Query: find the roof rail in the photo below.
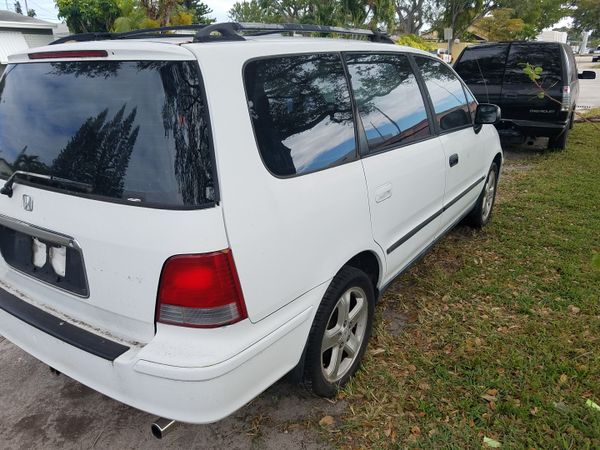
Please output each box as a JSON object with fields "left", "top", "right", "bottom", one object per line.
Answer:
{"left": 50, "top": 24, "right": 209, "bottom": 45}
{"left": 49, "top": 22, "right": 394, "bottom": 46}
{"left": 193, "top": 22, "right": 395, "bottom": 44}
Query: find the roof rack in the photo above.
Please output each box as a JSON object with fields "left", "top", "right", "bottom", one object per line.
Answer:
{"left": 50, "top": 24, "right": 209, "bottom": 45}
{"left": 193, "top": 22, "right": 395, "bottom": 44}
{"left": 49, "top": 22, "right": 395, "bottom": 46}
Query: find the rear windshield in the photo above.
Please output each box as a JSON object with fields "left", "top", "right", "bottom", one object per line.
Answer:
{"left": 503, "top": 43, "right": 563, "bottom": 86}
{"left": 0, "top": 61, "right": 216, "bottom": 208}
{"left": 454, "top": 44, "right": 509, "bottom": 85}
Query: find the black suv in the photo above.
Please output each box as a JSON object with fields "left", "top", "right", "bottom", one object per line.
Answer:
{"left": 454, "top": 41, "right": 596, "bottom": 149}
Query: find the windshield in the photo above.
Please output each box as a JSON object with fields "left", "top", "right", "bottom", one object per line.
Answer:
{"left": 0, "top": 60, "right": 216, "bottom": 208}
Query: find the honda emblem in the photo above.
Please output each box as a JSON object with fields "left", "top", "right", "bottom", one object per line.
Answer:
{"left": 22, "top": 194, "right": 34, "bottom": 212}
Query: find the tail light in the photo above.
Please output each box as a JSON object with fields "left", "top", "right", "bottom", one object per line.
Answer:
{"left": 156, "top": 250, "right": 247, "bottom": 328}
{"left": 28, "top": 50, "right": 109, "bottom": 60}
{"left": 561, "top": 86, "right": 571, "bottom": 112}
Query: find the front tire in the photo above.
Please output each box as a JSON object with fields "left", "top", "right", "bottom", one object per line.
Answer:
{"left": 467, "top": 162, "right": 499, "bottom": 228}
{"left": 302, "top": 266, "right": 374, "bottom": 397}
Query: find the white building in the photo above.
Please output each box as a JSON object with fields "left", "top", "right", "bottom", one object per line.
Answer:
{"left": 1, "top": 10, "right": 58, "bottom": 73}
{"left": 536, "top": 30, "right": 568, "bottom": 43}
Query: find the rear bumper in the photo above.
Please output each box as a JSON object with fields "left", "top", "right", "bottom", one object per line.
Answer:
{"left": 0, "top": 283, "right": 322, "bottom": 423}
{"left": 496, "top": 118, "right": 568, "bottom": 140}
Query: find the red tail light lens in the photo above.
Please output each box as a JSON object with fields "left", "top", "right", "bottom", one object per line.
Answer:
{"left": 156, "top": 250, "right": 247, "bottom": 328}
{"left": 28, "top": 50, "right": 109, "bottom": 60}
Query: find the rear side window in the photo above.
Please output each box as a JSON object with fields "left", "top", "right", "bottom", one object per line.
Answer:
{"left": 345, "top": 53, "right": 431, "bottom": 153}
{"left": 415, "top": 57, "right": 471, "bottom": 132}
{"left": 0, "top": 61, "right": 215, "bottom": 208}
{"left": 244, "top": 54, "right": 356, "bottom": 177}
{"left": 503, "top": 43, "right": 563, "bottom": 86}
{"left": 454, "top": 44, "right": 509, "bottom": 86}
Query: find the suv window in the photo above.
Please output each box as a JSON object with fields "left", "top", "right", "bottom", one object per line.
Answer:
{"left": 244, "top": 54, "right": 356, "bottom": 177}
{"left": 0, "top": 61, "right": 215, "bottom": 208}
{"left": 454, "top": 44, "right": 509, "bottom": 86}
{"left": 345, "top": 53, "right": 431, "bottom": 153}
{"left": 503, "top": 43, "right": 563, "bottom": 86}
{"left": 415, "top": 57, "right": 471, "bottom": 131}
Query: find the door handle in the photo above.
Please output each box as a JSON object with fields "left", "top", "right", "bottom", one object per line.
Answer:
{"left": 449, "top": 154, "right": 459, "bottom": 167}
{"left": 375, "top": 183, "right": 392, "bottom": 203}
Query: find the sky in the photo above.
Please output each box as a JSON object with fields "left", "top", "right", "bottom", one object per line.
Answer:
{"left": 2, "top": 0, "right": 236, "bottom": 23}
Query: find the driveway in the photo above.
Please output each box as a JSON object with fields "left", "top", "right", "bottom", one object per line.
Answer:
{"left": 0, "top": 334, "right": 342, "bottom": 449}
{"left": 575, "top": 56, "right": 600, "bottom": 111}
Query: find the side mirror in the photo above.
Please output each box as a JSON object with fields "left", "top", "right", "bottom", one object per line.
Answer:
{"left": 578, "top": 71, "right": 596, "bottom": 80}
{"left": 475, "top": 103, "right": 501, "bottom": 125}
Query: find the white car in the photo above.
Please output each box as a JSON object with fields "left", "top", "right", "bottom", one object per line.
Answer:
{"left": 0, "top": 23, "right": 503, "bottom": 437}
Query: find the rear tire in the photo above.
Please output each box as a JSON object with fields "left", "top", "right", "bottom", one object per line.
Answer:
{"left": 548, "top": 123, "right": 570, "bottom": 150}
{"left": 302, "top": 266, "right": 374, "bottom": 397}
{"left": 466, "top": 162, "right": 499, "bottom": 229}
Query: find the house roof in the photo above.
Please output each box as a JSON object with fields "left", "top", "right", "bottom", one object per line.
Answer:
{"left": 0, "top": 10, "right": 57, "bottom": 29}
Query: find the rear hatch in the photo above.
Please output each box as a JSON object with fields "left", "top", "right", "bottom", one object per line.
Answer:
{"left": 0, "top": 44, "right": 227, "bottom": 344}
{"left": 453, "top": 43, "right": 509, "bottom": 105}
{"left": 499, "top": 42, "right": 565, "bottom": 122}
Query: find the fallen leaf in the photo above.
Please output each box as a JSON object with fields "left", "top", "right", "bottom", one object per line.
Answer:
{"left": 411, "top": 425, "right": 421, "bottom": 435}
{"left": 586, "top": 399, "right": 600, "bottom": 411}
{"left": 319, "top": 415, "right": 335, "bottom": 427}
{"left": 559, "top": 374, "right": 568, "bottom": 384}
{"left": 481, "top": 394, "right": 497, "bottom": 403}
{"left": 487, "top": 389, "right": 498, "bottom": 396}
{"left": 370, "top": 348, "right": 385, "bottom": 356}
{"left": 483, "top": 436, "right": 502, "bottom": 448}
{"left": 568, "top": 305, "right": 581, "bottom": 315}
{"left": 530, "top": 407, "right": 539, "bottom": 416}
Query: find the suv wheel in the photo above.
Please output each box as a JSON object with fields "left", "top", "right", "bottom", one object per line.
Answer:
{"left": 467, "top": 162, "right": 499, "bottom": 228}
{"left": 548, "top": 122, "right": 570, "bottom": 150}
{"left": 302, "top": 266, "right": 374, "bottom": 397}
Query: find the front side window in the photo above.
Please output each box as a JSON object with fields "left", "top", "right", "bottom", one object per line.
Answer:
{"left": 0, "top": 61, "right": 215, "bottom": 207}
{"left": 416, "top": 57, "right": 471, "bottom": 132}
{"left": 244, "top": 54, "right": 356, "bottom": 177}
{"left": 345, "top": 53, "right": 431, "bottom": 153}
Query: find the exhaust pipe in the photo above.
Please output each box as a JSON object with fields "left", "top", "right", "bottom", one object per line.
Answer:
{"left": 151, "top": 418, "right": 177, "bottom": 439}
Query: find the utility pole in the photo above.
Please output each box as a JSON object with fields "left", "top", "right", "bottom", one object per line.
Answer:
{"left": 23, "top": 0, "right": 28, "bottom": 14}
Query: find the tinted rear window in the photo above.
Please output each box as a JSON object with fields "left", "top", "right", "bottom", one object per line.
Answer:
{"left": 454, "top": 44, "right": 509, "bottom": 85}
{"left": 503, "top": 43, "right": 563, "bottom": 86}
{"left": 244, "top": 54, "right": 356, "bottom": 177}
{"left": 0, "top": 61, "right": 215, "bottom": 208}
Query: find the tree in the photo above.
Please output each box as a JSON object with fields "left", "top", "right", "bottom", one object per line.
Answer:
{"left": 434, "top": 0, "right": 493, "bottom": 50}
{"left": 55, "top": 0, "right": 121, "bottom": 33}
{"left": 27, "top": 8, "right": 36, "bottom": 16}
{"left": 181, "top": 0, "right": 214, "bottom": 23}
{"left": 571, "top": 0, "right": 600, "bottom": 32}
{"left": 497, "top": 0, "right": 567, "bottom": 37}
{"left": 229, "top": 0, "right": 280, "bottom": 22}
{"left": 474, "top": 8, "right": 524, "bottom": 40}
{"left": 14, "top": 1, "right": 22, "bottom": 14}
{"left": 395, "top": 0, "right": 434, "bottom": 34}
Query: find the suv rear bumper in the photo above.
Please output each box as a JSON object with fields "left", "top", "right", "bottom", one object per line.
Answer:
{"left": 496, "top": 118, "right": 569, "bottom": 141}
{"left": 0, "top": 283, "right": 320, "bottom": 424}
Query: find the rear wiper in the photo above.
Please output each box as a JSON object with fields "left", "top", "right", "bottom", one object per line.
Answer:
{"left": 0, "top": 171, "right": 93, "bottom": 198}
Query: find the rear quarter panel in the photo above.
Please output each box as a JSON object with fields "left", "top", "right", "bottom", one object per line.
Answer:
{"left": 187, "top": 43, "right": 384, "bottom": 322}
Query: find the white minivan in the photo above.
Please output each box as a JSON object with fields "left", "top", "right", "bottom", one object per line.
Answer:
{"left": 0, "top": 23, "right": 502, "bottom": 434}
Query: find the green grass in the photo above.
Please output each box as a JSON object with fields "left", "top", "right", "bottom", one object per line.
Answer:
{"left": 322, "top": 124, "right": 600, "bottom": 448}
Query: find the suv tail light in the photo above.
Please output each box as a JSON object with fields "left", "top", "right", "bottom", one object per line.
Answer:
{"left": 561, "top": 86, "right": 571, "bottom": 112}
{"left": 156, "top": 250, "right": 247, "bottom": 328}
